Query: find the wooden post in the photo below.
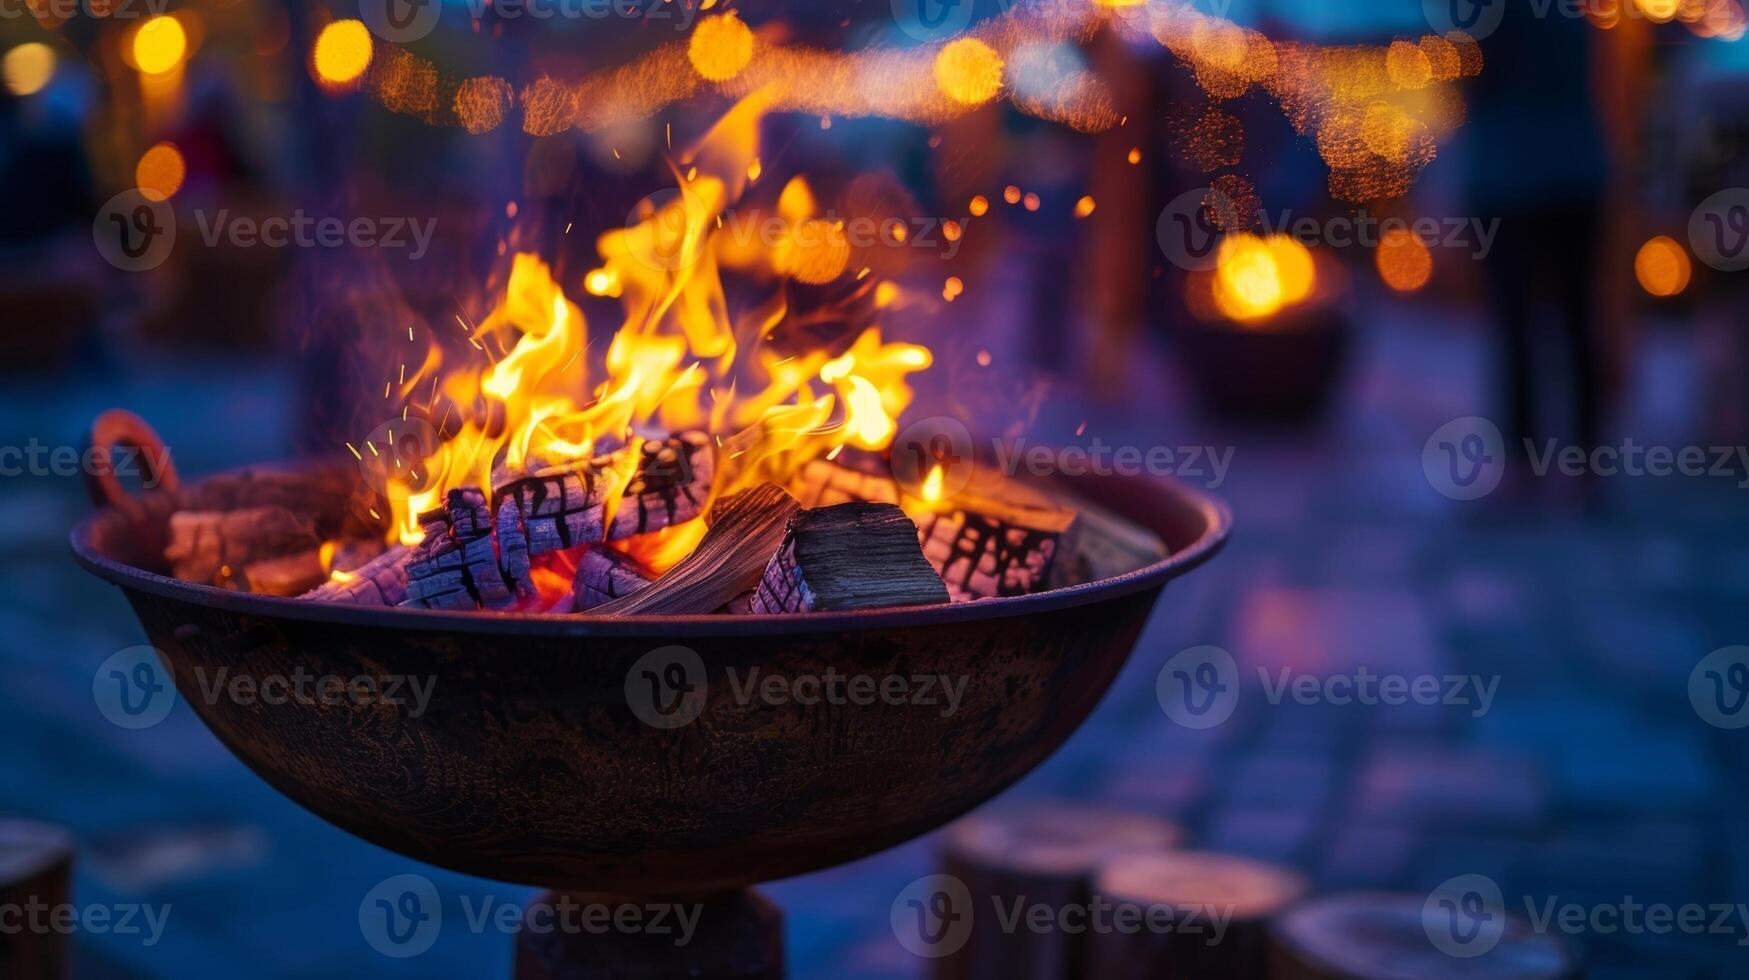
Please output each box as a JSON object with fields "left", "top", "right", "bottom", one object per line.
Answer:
{"left": 1268, "top": 892, "right": 1580, "bottom": 980}
{"left": 512, "top": 889, "right": 783, "bottom": 980}
{"left": 0, "top": 821, "right": 75, "bottom": 980}
{"left": 1085, "top": 851, "right": 1307, "bottom": 980}
{"left": 936, "top": 804, "right": 1182, "bottom": 980}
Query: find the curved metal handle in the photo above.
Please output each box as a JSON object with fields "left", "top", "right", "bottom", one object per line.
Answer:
{"left": 85, "top": 410, "right": 179, "bottom": 525}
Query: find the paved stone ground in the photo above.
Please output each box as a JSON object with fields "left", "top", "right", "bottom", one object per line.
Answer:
{"left": 2, "top": 303, "right": 1745, "bottom": 977}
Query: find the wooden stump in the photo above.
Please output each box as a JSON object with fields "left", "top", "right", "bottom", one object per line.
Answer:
{"left": 1268, "top": 892, "right": 1580, "bottom": 980}
{"left": 512, "top": 889, "right": 783, "bottom": 980}
{"left": 1085, "top": 851, "right": 1308, "bottom": 980}
{"left": 0, "top": 820, "right": 74, "bottom": 980}
{"left": 936, "top": 804, "right": 1182, "bottom": 980}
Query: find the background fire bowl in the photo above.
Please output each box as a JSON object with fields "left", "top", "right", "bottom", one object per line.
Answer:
{"left": 71, "top": 468, "right": 1228, "bottom": 897}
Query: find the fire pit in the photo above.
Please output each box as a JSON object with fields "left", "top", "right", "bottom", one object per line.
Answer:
{"left": 73, "top": 443, "right": 1227, "bottom": 897}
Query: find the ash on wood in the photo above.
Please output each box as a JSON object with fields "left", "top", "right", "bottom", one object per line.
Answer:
{"left": 1086, "top": 851, "right": 1308, "bottom": 980}
{"left": 608, "top": 432, "right": 714, "bottom": 539}
{"left": 915, "top": 489, "right": 1075, "bottom": 602}
{"left": 303, "top": 545, "right": 411, "bottom": 606}
{"left": 1268, "top": 892, "right": 1579, "bottom": 980}
{"left": 751, "top": 503, "right": 948, "bottom": 613}
{"left": 936, "top": 804, "right": 1182, "bottom": 980}
{"left": 573, "top": 547, "right": 655, "bottom": 611}
{"left": 164, "top": 506, "right": 320, "bottom": 587}
{"left": 403, "top": 489, "right": 515, "bottom": 610}
{"left": 513, "top": 888, "right": 782, "bottom": 980}
{"left": 0, "top": 820, "right": 74, "bottom": 980}
{"left": 590, "top": 484, "right": 799, "bottom": 616}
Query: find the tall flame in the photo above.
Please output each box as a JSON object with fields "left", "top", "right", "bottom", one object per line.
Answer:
{"left": 381, "top": 93, "right": 932, "bottom": 559}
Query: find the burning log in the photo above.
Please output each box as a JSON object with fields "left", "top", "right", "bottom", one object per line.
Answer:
{"left": 750, "top": 503, "right": 948, "bottom": 613}
{"left": 303, "top": 545, "right": 411, "bottom": 606}
{"left": 402, "top": 489, "right": 516, "bottom": 610}
{"left": 785, "top": 453, "right": 898, "bottom": 509}
{"left": 590, "top": 484, "right": 800, "bottom": 616}
{"left": 607, "top": 432, "right": 714, "bottom": 540}
{"left": 238, "top": 549, "right": 326, "bottom": 597}
{"left": 496, "top": 458, "right": 619, "bottom": 558}
{"left": 914, "top": 487, "right": 1076, "bottom": 602}
{"left": 573, "top": 547, "right": 656, "bottom": 611}
{"left": 164, "top": 507, "right": 321, "bottom": 587}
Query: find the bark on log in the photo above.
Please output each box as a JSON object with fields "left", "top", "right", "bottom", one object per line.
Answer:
{"left": 303, "top": 545, "right": 411, "bottom": 606}
{"left": 590, "top": 484, "right": 799, "bottom": 616}
{"left": 573, "top": 548, "right": 655, "bottom": 612}
{"left": 1268, "top": 892, "right": 1579, "bottom": 980}
{"left": 164, "top": 507, "right": 321, "bottom": 587}
{"left": 935, "top": 805, "right": 1183, "bottom": 980}
{"left": 750, "top": 503, "right": 948, "bottom": 613}
{"left": 402, "top": 489, "right": 515, "bottom": 610}
{"left": 1085, "top": 851, "right": 1308, "bottom": 980}
{"left": 607, "top": 432, "right": 714, "bottom": 540}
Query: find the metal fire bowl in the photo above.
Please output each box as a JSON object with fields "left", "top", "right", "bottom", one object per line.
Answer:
{"left": 71, "top": 464, "right": 1228, "bottom": 896}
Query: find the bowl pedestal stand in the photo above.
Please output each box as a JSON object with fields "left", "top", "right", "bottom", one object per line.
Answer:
{"left": 511, "top": 889, "right": 785, "bottom": 980}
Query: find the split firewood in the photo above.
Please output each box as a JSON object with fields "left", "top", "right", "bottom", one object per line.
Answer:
{"left": 1087, "top": 851, "right": 1308, "bottom": 980}
{"left": 590, "top": 484, "right": 800, "bottom": 616}
{"left": 785, "top": 453, "right": 899, "bottom": 508}
{"left": 402, "top": 489, "right": 515, "bottom": 610}
{"left": 496, "top": 457, "right": 620, "bottom": 559}
{"left": 165, "top": 507, "right": 321, "bottom": 587}
{"left": 303, "top": 545, "right": 411, "bottom": 606}
{"left": 914, "top": 485, "right": 1076, "bottom": 601}
{"left": 607, "top": 432, "right": 714, "bottom": 540}
{"left": 239, "top": 549, "right": 325, "bottom": 597}
{"left": 937, "top": 805, "right": 1183, "bottom": 980}
{"left": 573, "top": 547, "right": 656, "bottom": 611}
{"left": 750, "top": 503, "right": 948, "bottom": 613}
{"left": 1049, "top": 493, "right": 1168, "bottom": 589}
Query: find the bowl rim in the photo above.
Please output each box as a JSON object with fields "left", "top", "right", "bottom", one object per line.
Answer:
{"left": 70, "top": 473, "right": 1231, "bottom": 638}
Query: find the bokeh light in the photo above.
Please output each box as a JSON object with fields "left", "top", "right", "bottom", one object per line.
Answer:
{"left": 934, "top": 38, "right": 1003, "bottom": 106}
{"left": 313, "top": 19, "right": 373, "bottom": 87}
{"left": 2, "top": 43, "right": 56, "bottom": 97}
{"left": 1213, "top": 233, "right": 1286, "bottom": 321}
{"left": 1634, "top": 235, "right": 1692, "bottom": 297}
{"left": 134, "top": 142, "right": 186, "bottom": 201}
{"left": 132, "top": 16, "right": 188, "bottom": 76}
{"left": 1375, "top": 227, "right": 1433, "bottom": 292}
{"left": 689, "top": 11, "right": 756, "bottom": 82}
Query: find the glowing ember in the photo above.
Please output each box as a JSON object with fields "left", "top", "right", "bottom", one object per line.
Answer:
{"left": 1376, "top": 228, "right": 1433, "bottom": 293}
{"left": 135, "top": 142, "right": 185, "bottom": 201}
{"left": 689, "top": 11, "right": 756, "bottom": 82}
{"left": 935, "top": 38, "right": 1005, "bottom": 106}
{"left": 1634, "top": 236, "right": 1692, "bottom": 297}
{"left": 313, "top": 19, "right": 373, "bottom": 87}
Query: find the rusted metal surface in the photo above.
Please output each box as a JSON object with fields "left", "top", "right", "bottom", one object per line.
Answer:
{"left": 71, "top": 463, "right": 1228, "bottom": 897}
